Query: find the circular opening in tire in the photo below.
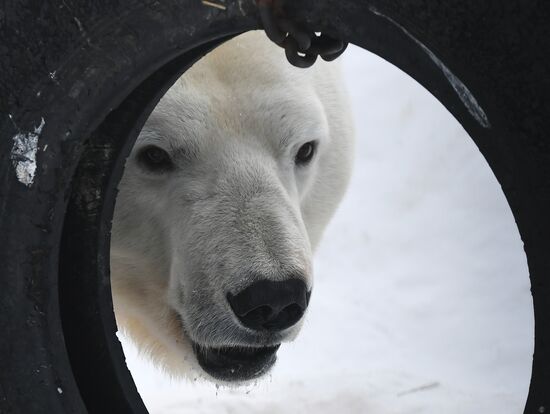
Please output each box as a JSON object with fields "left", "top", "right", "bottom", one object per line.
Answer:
{"left": 109, "top": 35, "right": 532, "bottom": 412}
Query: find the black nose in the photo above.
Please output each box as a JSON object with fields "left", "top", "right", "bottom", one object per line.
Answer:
{"left": 227, "top": 279, "right": 311, "bottom": 332}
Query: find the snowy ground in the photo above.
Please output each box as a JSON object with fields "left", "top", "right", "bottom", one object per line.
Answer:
{"left": 120, "top": 44, "right": 534, "bottom": 413}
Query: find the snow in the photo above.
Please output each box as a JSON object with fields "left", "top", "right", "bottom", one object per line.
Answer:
{"left": 120, "top": 45, "right": 533, "bottom": 413}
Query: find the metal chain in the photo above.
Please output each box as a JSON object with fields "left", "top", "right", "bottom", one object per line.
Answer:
{"left": 257, "top": 0, "right": 348, "bottom": 68}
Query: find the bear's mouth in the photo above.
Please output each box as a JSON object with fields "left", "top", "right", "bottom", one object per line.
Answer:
{"left": 192, "top": 342, "right": 280, "bottom": 381}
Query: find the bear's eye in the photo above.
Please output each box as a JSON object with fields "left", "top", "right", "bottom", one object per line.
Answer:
{"left": 137, "top": 145, "right": 173, "bottom": 172}
{"left": 295, "top": 141, "right": 317, "bottom": 166}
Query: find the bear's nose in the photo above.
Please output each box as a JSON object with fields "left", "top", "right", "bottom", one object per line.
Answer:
{"left": 227, "top": 279, "right": 311, "bottom": 332}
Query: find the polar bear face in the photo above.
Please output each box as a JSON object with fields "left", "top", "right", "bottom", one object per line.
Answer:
{"left": 111, "top": 32, "right": 353, "bottom": 383}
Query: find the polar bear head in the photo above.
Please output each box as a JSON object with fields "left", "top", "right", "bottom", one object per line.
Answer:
{"left": 111, "top": 32, "right": 354, "bottom": 383}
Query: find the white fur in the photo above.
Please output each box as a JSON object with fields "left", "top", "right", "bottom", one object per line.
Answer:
{"left": 111, "top": 31, "right": 354, "bottom": 382}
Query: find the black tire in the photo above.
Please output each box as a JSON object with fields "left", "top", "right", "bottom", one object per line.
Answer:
{"left": 0, "top": 1, "right": 548, "bottom": 413}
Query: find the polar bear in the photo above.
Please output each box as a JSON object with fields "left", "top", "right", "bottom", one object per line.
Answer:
{"left": 111, "top": 31, "right": 354, "bottom": 383}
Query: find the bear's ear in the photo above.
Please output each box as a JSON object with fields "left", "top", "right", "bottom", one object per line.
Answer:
{"left": 136, "top": 145, "right": 174, "bottom": 173}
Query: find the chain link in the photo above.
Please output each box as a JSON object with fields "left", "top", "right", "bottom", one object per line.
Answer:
{"left": 257, "top": 0, "right": 348, "bottom": 68}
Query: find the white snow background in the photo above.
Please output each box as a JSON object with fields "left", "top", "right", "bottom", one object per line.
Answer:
{"left": 119, "top": 44, "right": 534, "bottom": 413}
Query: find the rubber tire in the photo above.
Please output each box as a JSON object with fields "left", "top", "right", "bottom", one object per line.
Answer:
{"left": 0, "top": 1, "right": 548, "bottom": 413}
